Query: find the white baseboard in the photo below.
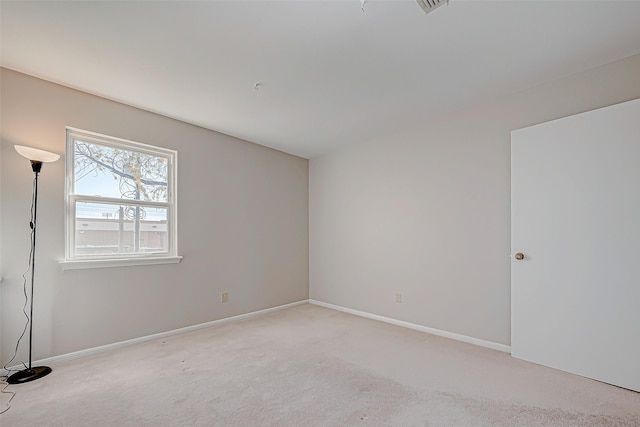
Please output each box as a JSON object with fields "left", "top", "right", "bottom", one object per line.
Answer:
{"left": 29, "top": 300, "right": 309, "bottom": 368}
{"left": 309, "top": 299, "right": 511, "bottom": 353}
{"left": 9, "top": 298, "right": 508, "bottom": 372}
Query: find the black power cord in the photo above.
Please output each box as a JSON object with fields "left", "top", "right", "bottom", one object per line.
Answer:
{"left": 1, "top": 175, "right": 38, "bottom": 414}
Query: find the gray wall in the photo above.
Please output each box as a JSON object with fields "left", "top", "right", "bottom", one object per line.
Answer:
{"left": 309, "top": 54, "right": 640, "bottom": 346}
{"left": 0, "top": 68, "right": 309, "bottom": 363}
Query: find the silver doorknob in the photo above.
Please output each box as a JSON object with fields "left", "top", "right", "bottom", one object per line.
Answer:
{"left": 514, "top": 253, "right": 524, "bottom": 260}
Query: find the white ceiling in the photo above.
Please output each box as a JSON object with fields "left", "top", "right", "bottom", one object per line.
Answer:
{"left": 2, "top": 1, "right": 640, "bottom": 158}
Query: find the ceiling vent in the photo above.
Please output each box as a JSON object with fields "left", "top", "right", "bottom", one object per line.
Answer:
{"left": 416, "top": 0, "right": 448, "bottom": 14}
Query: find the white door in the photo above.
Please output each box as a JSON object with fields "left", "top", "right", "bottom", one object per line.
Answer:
{"left": 511, "top": 98, "right": 640, "bottom": 392}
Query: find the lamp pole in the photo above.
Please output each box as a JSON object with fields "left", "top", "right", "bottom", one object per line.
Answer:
{"left": 27, "top": 162, "right": 41, "bottom": 372}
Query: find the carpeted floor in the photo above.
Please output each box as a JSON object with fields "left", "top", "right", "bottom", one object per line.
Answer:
{"left": 1, "top": 303, "right": 639, "bottom": 426}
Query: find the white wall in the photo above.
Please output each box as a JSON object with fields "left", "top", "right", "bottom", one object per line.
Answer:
{"left": 0, "top": 68, "right": 309, "bottom": 364}
{"left": 309, "top": 54, "right": 640, "bottom": 346}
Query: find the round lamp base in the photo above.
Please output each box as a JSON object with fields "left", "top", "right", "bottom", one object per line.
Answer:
{"left": 7, "top": 366, "right": 52, "bottom": 384}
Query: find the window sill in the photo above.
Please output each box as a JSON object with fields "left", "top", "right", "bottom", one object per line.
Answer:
{"left": 59, "top": 256, "right": 183, "bottom": 271}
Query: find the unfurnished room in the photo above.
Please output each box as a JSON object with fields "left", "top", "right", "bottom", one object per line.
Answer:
{"left": 1, "top": 1, "right": 640, "bottom": 425}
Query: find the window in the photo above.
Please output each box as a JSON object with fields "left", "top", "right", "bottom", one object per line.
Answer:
{"left": 62, "top": 128, "right": 180, "bottom": 269}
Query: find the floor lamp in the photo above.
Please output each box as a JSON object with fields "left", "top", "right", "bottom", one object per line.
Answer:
{"left": 8, "top": 145, "right": 60, "bottom": 384}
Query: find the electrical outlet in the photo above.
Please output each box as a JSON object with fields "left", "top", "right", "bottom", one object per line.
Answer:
{"left": 221, "top": 292, "right": 228, "bottom": 303}
{"left": 396, "top": 293, "right": 402, "bottom": 303}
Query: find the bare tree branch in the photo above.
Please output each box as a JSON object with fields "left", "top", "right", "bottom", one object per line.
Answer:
{"left": 74, "top": 141, "right": 168, "bottom": 203}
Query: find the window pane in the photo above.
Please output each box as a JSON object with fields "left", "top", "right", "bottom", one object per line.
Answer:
{"left": 74, "top": 139, "right": 169, "bottom": 202}
{"left": 75, "top": 201, "right": 169, "bottom": 256}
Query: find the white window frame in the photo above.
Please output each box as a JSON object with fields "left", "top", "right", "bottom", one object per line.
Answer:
{"left": 60, "top": 127, "right": 181, "bottom": 270}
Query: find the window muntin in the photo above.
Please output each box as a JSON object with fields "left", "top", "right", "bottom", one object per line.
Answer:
{"left": 66, "top": 128, "right": 177, "bottom": 262}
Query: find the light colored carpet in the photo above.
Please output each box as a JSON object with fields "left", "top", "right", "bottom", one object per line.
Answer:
{"left": 1, "top": 303, "right": 639, "bottom": 426}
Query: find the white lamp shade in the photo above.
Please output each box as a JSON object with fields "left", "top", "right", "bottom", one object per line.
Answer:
{"left": 15, "top": 145, "right": 61, "bottom": 163}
